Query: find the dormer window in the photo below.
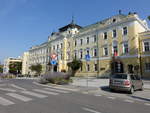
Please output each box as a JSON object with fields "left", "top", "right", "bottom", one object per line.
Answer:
{"left": 113, "top": 18, "right": 116, "bottom": 23}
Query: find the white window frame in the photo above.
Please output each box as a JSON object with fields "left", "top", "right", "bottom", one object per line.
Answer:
{"left": 103, "top": 32, "right": 107, "bottom": 40}
{"left": 143, "top": 40, "right": 150, "bottom": 52}
{"left": 93, "top": 48, "right": 97, "bottom": 57}
{"left": 123, "top": 42, "right": 129, "bottom": 54}
{"left": 112, "top": 29, "right": 117, "bottom": 38}
{"left": 122, "top": 26, "right": 128, "bottom": 36}
{"left": 103, "top": 47, "right": 108, "bottom": 56}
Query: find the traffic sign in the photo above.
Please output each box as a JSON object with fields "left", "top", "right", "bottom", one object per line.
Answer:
{"left": 50, "top": 60, "right": 57, "bottom": 65}
{"left": 51, "top": 54, "right": 57, "bottom": 59}
{"left": 85, "top": 54, "right": 91, "bottom": 61}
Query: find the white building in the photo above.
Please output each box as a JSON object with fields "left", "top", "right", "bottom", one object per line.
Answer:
{"left": 3, "top": 57, "right": 22, "bottom": 74}
{"left": 28, "top": 42, "right": 48, "bottom": 75}
{"left": 22, "top": 52, "right": 29, "bottom": 75}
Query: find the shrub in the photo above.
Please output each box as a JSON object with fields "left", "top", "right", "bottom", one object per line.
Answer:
{"left": 39, "top": 72, "right": 72, "bottom": 85}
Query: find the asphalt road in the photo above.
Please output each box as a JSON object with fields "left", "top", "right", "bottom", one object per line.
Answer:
{"left": 0, "top": 79, "right": 150, "bottom": 113}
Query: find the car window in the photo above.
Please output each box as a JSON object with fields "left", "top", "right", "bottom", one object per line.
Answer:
{"left": 112, "top": 74, "right": 127, "bottom": 79}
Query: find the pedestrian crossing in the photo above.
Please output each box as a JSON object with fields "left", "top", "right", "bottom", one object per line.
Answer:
{"left": 0, "top": 87, "right": 72, "bottom": 106}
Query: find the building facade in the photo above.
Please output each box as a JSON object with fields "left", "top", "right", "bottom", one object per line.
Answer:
{"left": 28, "top": 42, "right": 48, "bottom": 75}
{"left": 73, "top": 13, "right": 149, "bottom": 78}
{"left": 23, "top": 12, "right": 150, "bottom": 78}
{"left": 3, "top": 57, "right": 22, "bottom": 74}
{"left": 22, "top": 52, "right": 29, "bottom": 75}
{"left": 47, "top": 20, "right": 81, "bottom": 72}
{"left": 139, "top": 31, "right": 150, "bottom": 78}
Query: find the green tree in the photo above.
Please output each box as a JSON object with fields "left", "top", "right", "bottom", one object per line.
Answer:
{"left": 29, "top": 64, "right": 42, "bottom": 76}
{"left": 0, "top": 65, "right": 3, "bottom": 73}
{"left": 148, "top": 16, "right": 150, "bottom": 21}
{"left": 67, "top": 59, "right": 82, "bottom": 76}
{"left": 9, "top": 62, "right": 22, "bottom": 75}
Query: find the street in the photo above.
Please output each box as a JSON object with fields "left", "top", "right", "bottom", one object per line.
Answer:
{"left": 0, "top": 79, "right": 150, "bottom": 113}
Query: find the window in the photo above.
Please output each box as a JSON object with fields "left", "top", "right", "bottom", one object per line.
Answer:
{"left": 57, "top": 44, "right": 59, "bottom": 50}
{"left": 61, "top": 53, "right": 63, "bottom": 60}
{"left": 61, "top": 43, "right": 63, "bottom": 49}
{"left": 80, "top": 50, "right": 83, "bottom": 59}
{"left": 80, "top": 39, "right": 83, "bottom": 45}
{"left": 75, "top": 40, "right": 77, "bottom": 46}
{"left": 123, "top": 42, "right": 129, "bottom": 54}
{"left": 113, "top": 45, "right": 118, "bottom": 55}
{"left": 113, "top": 29, "right": 117, "bottom": 38}
{"left": 87, "top": 64, "right": 90, "bottom": 71}
{"left": 87, "top": 37, "right": 89, "bottom": 44}
{"left": 53, "top": 46, "right": 55, "bottom": 50}
{"left": 123, "top": 27, "right": 127, "bottom": 35}
{"left": 104, "top": 47, "right": 108, "bottom": 56}
{"left": 74, "top": 51, "right": 77, "bottom": 59}
{"left": 86, "top": 49, "right": 90, "bottom": 55}
{"left": 94, "top": 48, "right": 97, "bottom": 57}
{"left": 94, "top": 64, "right": 97, "bottom": 71}
{"left": 94, "top": 35, "right": 97, "bottom": 42}
{"left": 144, "top": 42, "right": 150, "bottom": 52}
{"left": 145, "top": 63, "right": 150, "bottom": 71}
{"left": 104, "top": 32, "right": 107, "bottom": 40}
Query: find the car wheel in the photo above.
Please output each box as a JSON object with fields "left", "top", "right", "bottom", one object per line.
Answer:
{"left": 139, "top": 85, "right": 144, "bottom": 91}
{"left": 110, "top": 88, "right": 114, "bottom": 92}
{"left": 129, "top": 87, "right": 134, "bottom": 94}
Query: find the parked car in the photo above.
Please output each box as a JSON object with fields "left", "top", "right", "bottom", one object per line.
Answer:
{"left": 109, "top": 73, "right": 143, "bottom": 94}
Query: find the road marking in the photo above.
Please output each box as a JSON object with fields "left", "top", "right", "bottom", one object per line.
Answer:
{"left": 33, "top": 89, "right": 59, "bottom": 95}
{"left": 0, "top": 88, "right": 16, "bottom": 92}
{"left": 6, "top": 93, "right": 32, "bottom": 102}
{"left": 94, "top": 94, "right": 102, "bottom": 97}
{"left": 107, "top": 96, "right": 115, "bottom": 99}
{"left": 82, "top": 92, "right": 89, "bottom": 94}
{"left": 21, "top": 91, "right": 48, "bottom": 98}
{"left": 124, "top": 99, "right": 134, "bottom": 103}
{"left": 144, "top": 103, "right": 150, "bottom": 106}
{"left": 0, "top": 97, "right": 15, "bottom": 106}
{"left": 10, "top": 84, "right": 26, "bottom": 91}
{"left": 33, "top": 82, "right": 78, "bottom": 91}
{"left": 44, "top": 88, "right": 69, "bottom": 93}
{"left": 82, "top": 107, "right": 101, "bottom": 113}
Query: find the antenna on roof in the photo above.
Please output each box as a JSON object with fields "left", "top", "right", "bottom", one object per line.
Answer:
{"left": 71, "top": 14, "right": 75, "bottom": 24}
{"left": 119, "top": 10, "right": 122, "bottom": 15}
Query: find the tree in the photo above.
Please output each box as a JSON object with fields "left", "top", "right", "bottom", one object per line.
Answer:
{"left": 67, "top": 59, "right": 82, "bottom": 76}
{"left": 9, "top": 62, "right": 22, "bottom": 75}
{"left": 0, "top": 65, "right": 3, "bottom": 73}
{"left": 148, "top": 16, "right": 150, "bottom": 21}
{"left": 29, "top": 64, "right": 42, "bottom": 76}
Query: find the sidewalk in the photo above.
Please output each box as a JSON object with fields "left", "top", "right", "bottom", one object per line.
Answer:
{"left": 70, "top": 77, "right": 150, "bottom": 90}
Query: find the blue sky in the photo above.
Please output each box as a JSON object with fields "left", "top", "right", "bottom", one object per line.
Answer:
{"left": 0, "top": 0, "right": 150, "bottom": 63}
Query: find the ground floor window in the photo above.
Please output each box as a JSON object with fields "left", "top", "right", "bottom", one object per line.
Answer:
{"left": 145, "top": 63, "right": 150, "bottom": 71}
{"left": 94, "top": 64, "right": 97, "bottom": 71}
{"left": 87, "top": 64, "right": 90, "bottom": 71}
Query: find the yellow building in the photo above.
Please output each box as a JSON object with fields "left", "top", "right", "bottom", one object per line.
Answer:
{"left": 139, "top": 31, "right": 150, "bottom": 78}
{"left": 73, "top": 12, "right": 149, "bottom": 78}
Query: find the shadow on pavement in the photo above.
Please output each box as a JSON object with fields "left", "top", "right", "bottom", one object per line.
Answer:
{"left": 100, "top": 86, "right": 129, "bottom": 94}
{"left": 130, "top": 96, "right": 150, "bottom": 102}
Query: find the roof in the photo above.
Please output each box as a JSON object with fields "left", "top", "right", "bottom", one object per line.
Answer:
{"left": 59, "top": 22, "right": 82, "bottom": 32}
{"left": 79, "top": 14, "right": 127, "bottom": 33}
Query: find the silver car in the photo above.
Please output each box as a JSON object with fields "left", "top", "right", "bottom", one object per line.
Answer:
{"left": 109, "top": 73, "right": 143, "bottom": 94}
